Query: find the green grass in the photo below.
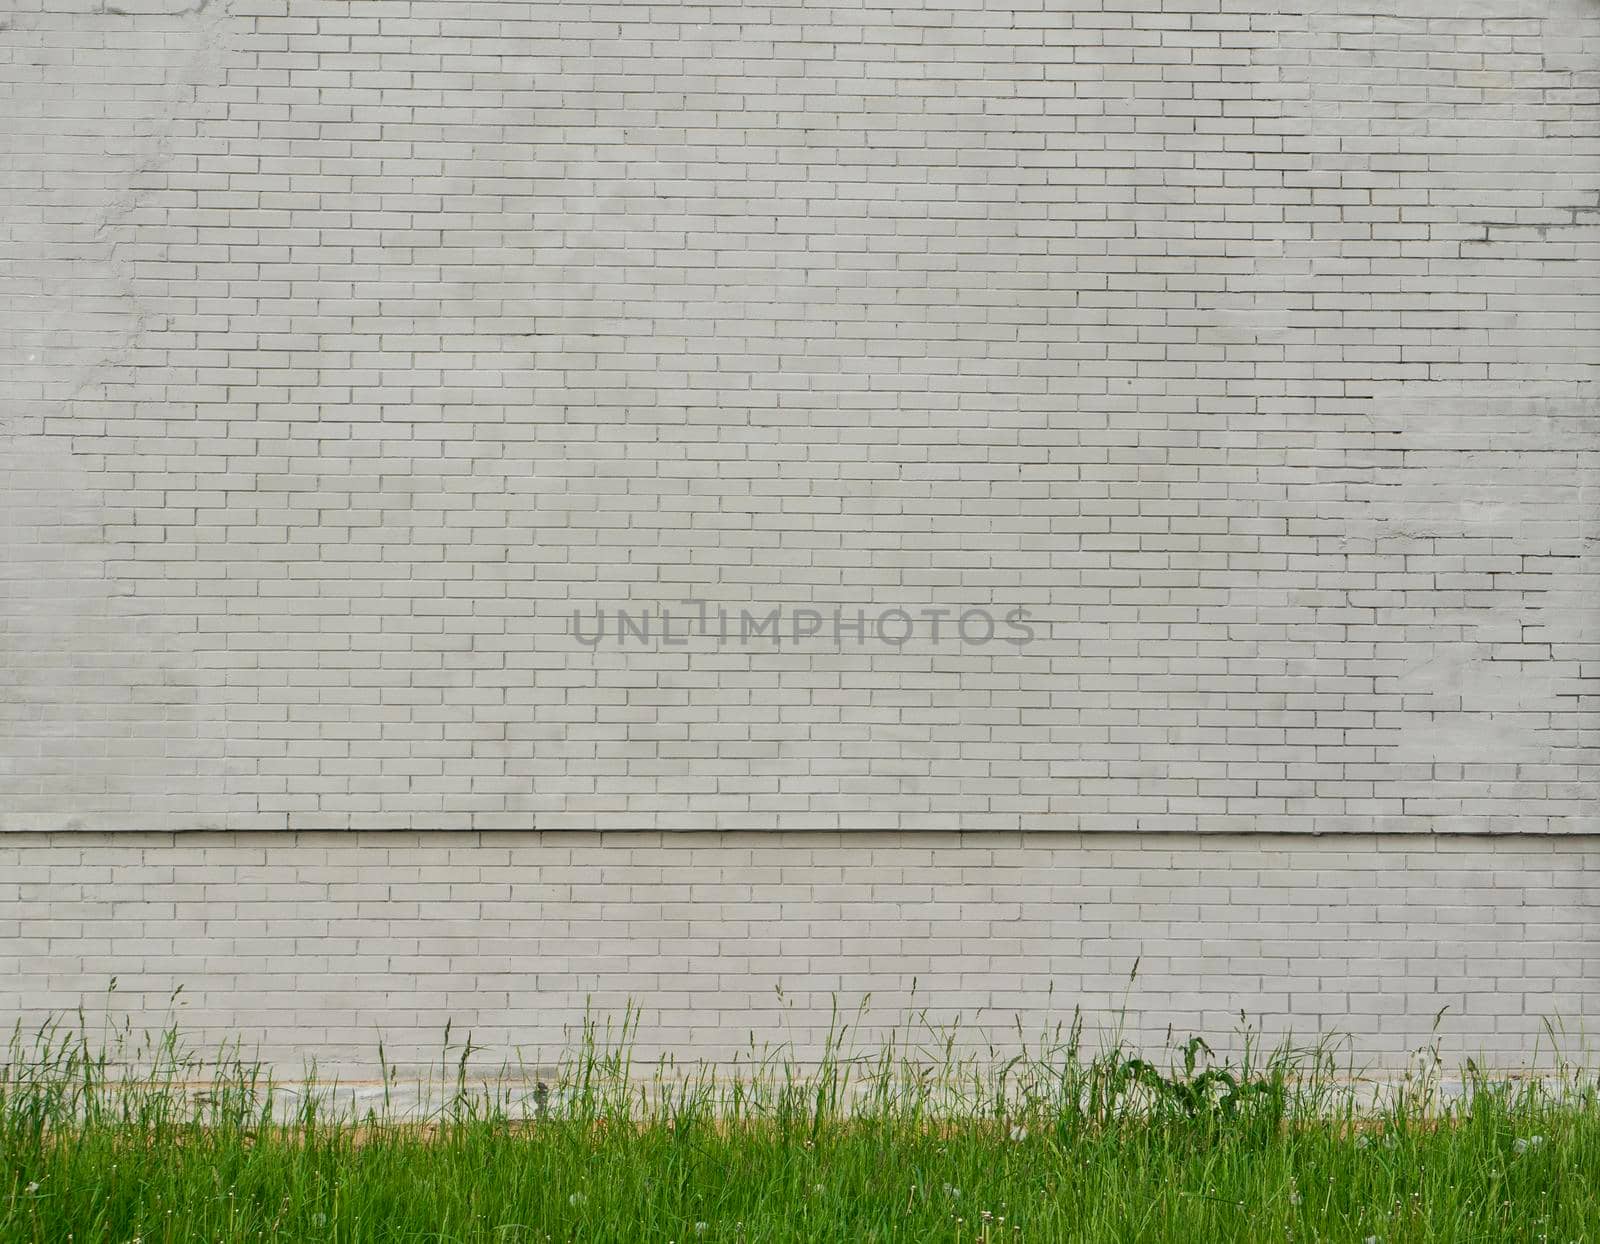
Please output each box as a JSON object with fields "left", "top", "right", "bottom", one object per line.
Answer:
{"left": 3, "top": 998, "right": 1598, "bottom": 1243}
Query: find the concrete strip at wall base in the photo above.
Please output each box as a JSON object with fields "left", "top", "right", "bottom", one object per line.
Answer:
{"left": 2, "top": 831, "right": 1594, "bottom": 1077}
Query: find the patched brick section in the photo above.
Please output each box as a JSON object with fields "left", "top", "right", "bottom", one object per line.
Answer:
{"left": 1362, "top": 385, "right": 1600, "bottom": 829}
{"left": 0, "top": 832, "right": 1596, "bottom": 1073}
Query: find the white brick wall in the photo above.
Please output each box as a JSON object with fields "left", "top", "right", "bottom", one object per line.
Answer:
{"left": 1, "top": 3, "right": 1598, "bottom": 1064}
{"left": 2, "top": 0, "right": 1596, "bottom": 834}
{"left": 2, "top": 832, "right": 1595, "bottom": 1074}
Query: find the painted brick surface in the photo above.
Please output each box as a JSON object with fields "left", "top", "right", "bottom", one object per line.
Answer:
{"left": 2, "top": 0, "right": 1597, "bottom": 834}
{"left": 1, "top": 831, "right": 1596, "bottom": 1073}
